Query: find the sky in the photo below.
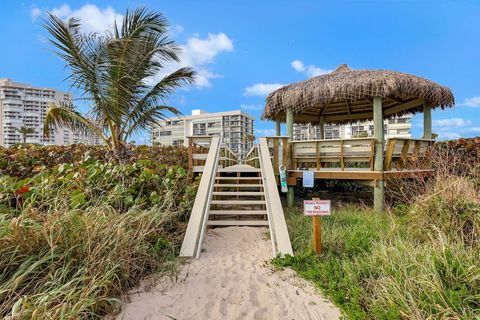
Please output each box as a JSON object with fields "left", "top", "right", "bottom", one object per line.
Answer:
{"left": 1, "top": 0, "right": 480, "bottom": 144}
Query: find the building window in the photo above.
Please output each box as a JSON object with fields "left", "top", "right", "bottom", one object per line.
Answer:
{"left": 159, "top": 131, "right": 172, "bottom": 136}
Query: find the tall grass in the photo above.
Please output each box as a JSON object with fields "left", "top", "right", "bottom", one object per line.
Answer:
{"left": 0, "top": 205, "right": 185, "bottom": 319}
{"left": 0, "top": 153, "right": 197, "bottom": 319}
{"left": 275, "top": 175, "right": 480, "bottom": 319}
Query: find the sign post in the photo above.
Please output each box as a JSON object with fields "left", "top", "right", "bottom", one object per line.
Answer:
{"left": 279, "top": 165, "right": 288, "bottom": 193}
{"left": 303, "top": 199, "right": 331, "bottom": 255}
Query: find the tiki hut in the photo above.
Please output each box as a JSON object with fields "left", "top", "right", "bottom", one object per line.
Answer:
{"left": 262, "top": 64, "right": 455, "bottom": 125}
{"left": 262, "top": 64, "right": 455, "bottom": 212}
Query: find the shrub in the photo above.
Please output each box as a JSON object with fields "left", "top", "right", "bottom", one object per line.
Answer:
{"left": 0, "top": 144, "right": 188, "bottom": 179}
{"left": 0, "top": 146, "right": 197, "bottom": 319}
{"left": 0, "top": 205, "right": 186, "bottom": 319}
{"left": 1, "top": 156, "right": 195, "bottom": 215}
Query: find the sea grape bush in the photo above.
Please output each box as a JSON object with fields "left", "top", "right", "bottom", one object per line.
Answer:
{"left": 0, "top": 144, "right": 188, "bottom": 179}
{"left": 0, "top": 154, "right": 197, "bottom": 216}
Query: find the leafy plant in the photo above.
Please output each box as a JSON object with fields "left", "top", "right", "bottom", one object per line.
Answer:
{"left": 42, "top": 7, "right": 195, "bottom": 158}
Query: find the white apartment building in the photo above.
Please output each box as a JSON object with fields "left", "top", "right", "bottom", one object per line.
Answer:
{"left": 293, "top": 115, "right": 412, "bottom": 140}
{"left": 0, "top": 78, "right": 101, "bottom": 147}
{"left": 152, "top": 109, "right": 255, "bottom": 159}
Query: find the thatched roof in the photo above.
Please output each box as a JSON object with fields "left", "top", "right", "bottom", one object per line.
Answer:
{"left": 262, "top": 64, "right": 455, "bottom": 124}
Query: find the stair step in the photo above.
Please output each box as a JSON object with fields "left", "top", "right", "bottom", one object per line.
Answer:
{"left": 210, "top": 200, "right": 265, "bottom": 205}
{"left": 214, "top": 184, "right": 263, "bottom": 188}
{"left": 209, "top": 210, "right": 268, "bottom": 215}
{"left": 215, "top": 177, "right": 262, "bottom": 180}
{"left": 218, "top": 168, "right": 261, "bottom": 173}
{"left": 207, "top": 220, "right": 269, "bottom": 226}
{"left": 212, "top": 191, "right": 264, "bottom": 196}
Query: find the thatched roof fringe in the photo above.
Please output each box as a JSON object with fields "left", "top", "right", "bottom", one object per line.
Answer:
{"left": 262, "top": 64, "right": 455, "bottom": 125}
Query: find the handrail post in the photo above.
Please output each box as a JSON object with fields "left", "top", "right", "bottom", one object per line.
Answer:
{"left": 373, "top": 97, "right": 384, "bottom": 213}
{"left": 286, "top": 109, "right": 295, "bottom": 208}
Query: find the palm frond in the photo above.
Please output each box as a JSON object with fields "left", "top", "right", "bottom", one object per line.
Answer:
{"left": 43, "top": 103, "right": 108, "bottom": 145}
{"left": 123, "top": 105, "right": 180, "bottom": 139}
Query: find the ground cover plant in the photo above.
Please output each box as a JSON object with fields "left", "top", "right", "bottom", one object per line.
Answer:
{"left": 0, "top": 144, "right": 188, "bottom": 179}
{"left": 0, "top": 149, "right": 197, "bottom": 319}
{"left": 274, "top": 139, "right": 480, "bottom": 319}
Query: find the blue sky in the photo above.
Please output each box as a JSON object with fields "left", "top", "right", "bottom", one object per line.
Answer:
{"left": 1, "top": 0, "right": 479, "bottom": 143}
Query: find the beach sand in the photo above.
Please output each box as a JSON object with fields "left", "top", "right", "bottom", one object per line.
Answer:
{"left": 117, "top": 226, "right": 340, "bottom": 320}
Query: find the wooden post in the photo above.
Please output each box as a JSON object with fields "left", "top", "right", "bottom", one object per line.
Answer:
{"left": 423, "top": 104, "right": 432, "bottom": 139}
{"left": 318, "top": 116, "right": 325, "bottom": 139}
{"left": 188, "top": 137, "right": 193, "bottom": 170}
{"left": 286, "top": 109, "right": 295, "bottom": 208}
{"left": 373, "top": 97, "right": 384, "bottom": 213}
{"left": 312, "top": 197, "right": 322, "bottom": 255}
{"left": 312, "top": 216, "right": 322, "bottom": 254}
{"left": 275, "top": 118, "right": 281, "bottom": 136}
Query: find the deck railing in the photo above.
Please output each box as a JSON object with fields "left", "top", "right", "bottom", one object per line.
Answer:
{"left": 244, "top": 144, "right": 260, "bottom": 168}
{"left": 384, "top": 138, "right": 434, "bottom": 170}
{"left": 188, "top": 136, "right": 238, "bottom": 172}
{"left": 265, "top": 136, "right": 434, "bottom": 173}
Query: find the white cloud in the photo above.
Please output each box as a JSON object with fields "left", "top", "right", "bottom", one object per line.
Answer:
{"left": 168, "top": 24, "right": 184, "bottom": 37}
{"left": 177, "top": 33, "right": 233, "bottom": 88}
{"left": 240, "top": 104, "right": 263, "bottom": 111}
{"left": 50, "top": 4, "right": 123, "bottom": 34}
{"left": 433, "top": 118, "right": 471, "bottom": 128}
{"left": 31, "top": 7, "right": 41, "bottom": 21}
{"left": 291, "top": 60, "right": 304, "bottom": 72}
{"left": 463, "top": 96, "right": 480, "bottom": 107}
{"left": 150, "top": 32, "right": 233, "bottom": 88}
{"left": 243, "top": 83, "right": 285, "bottom": 97}
{"left": 437, "top": 132, "right": 461, "bottom": 140}
{"left": 48, "top": 5, "right": 233, "bottom": 88}
{"left": 255, "top": 129, "right": 276, "bottom": 136}
{"left": 291, "top": 59, "right": 331, "bottom": 78}
{"left": 184, "top": 33, "right": 233, "bottom": 65}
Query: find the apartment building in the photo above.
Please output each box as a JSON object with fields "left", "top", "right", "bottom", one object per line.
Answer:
{"left": 0, "top": 78, "right": 101, "bottom": 147}
{"left": 293, "top": 115, "right": 412, "bottom": 140}
{"left": 151, "top": 109, "right": 255, "bottom": 159}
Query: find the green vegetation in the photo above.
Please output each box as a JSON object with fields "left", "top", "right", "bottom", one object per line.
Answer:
{"left": 0, "top": 147, "right": 197, "bottom": 319}
{"left": 275, "top": 179, "right": 480, "bottom": 319}
{"left": 0, "top": 144, "right": 188, "bottom": 179}
{"left": 43, "top": 7, "right": 195, "bottom": 157}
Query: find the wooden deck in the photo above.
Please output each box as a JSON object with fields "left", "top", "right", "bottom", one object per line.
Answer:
{"left": 287, "top": 168, "right": 434, "bottom": 181}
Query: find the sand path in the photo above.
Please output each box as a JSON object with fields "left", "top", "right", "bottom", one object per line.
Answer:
{"left": 117, "top": 227, "right": 340, "bottom": 320}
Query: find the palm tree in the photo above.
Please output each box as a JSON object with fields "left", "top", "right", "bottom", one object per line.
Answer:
{"left": 17, "top": 126, "right": 36, "bottom": 144}
{"left": 42, "top": 7, "right": 195, "bottom": 158}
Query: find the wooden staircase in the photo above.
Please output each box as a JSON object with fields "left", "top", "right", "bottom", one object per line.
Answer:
{"left": 208, "top": 165, "right": 269, "bottom": 227}
{"left": 180, "top": 137, "right": 292, "bottom": 258}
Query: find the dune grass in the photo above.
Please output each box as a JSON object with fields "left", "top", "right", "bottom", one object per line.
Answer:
{"left": 274, "top": 177, "right": 480, "bottom": 319}
{"left": 0, "top": 154, "right": 197, "bottom": 319}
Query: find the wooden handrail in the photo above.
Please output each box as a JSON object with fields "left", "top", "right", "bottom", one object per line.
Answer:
{"left": 181, "top": 136, "right": 221, "bottom": 257}
{"left": 258, "top": 137, "right": 293, "bottom": 256}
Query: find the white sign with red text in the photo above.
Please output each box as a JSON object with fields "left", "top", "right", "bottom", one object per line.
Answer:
{"left": 304, "top": 200, "right": 331, "bottom": 216}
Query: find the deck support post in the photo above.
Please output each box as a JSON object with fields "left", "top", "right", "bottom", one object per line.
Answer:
{"left": 286, "top": 109, "right": 295, "bottom": 208}
{"left": 275, "top": 118, "right": 281, "bottom": 136}
{"left": 318, "top": 116, "right": 325, "bottom": 139}
{"left": 373, "top": 97, "right": 384, "bottom": 213}
{"left": 423, "top": 104, "right": 432, "bottom": 139}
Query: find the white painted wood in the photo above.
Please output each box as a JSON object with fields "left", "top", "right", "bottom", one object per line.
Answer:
{"left": 207, "top": 220, "right": 269, "bottom": 226}
{"left": 212, "top": 191, "right": 264, "bottom": 196}
{"left": 211, "top": 200, "right": 265, "bottom": 205}
{"left": 218, "top": 164, "right": 261, "bottom": 173}
{"left": 214, "top": 184, "right": 263, "bottom": 188}
{"left": 215, "top": 177, "right": 262, "bottom": 180}
{"left": 258, "top": 137, "right": 294, "bottom": 256}
{"left": 180, "top": 136, "right": 221, "bottom": 257}
{"left": 209, "top": 210, "right": 268, "bottom": 215}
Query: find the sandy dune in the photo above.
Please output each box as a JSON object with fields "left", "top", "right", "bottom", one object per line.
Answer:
{"left": 117, "top": 227, "right": 340, "bottom": 320}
